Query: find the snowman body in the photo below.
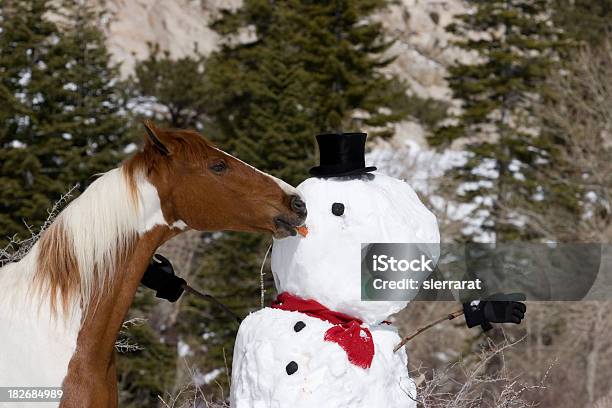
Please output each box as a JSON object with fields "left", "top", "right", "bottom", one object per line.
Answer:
{"left": 230, "top": 173, "right": 439, "bottom": 408}
{"left": 231, "top": 308, "right": 414, "bottom": 408}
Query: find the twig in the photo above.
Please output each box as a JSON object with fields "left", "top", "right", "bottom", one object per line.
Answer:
{"left": 182, "top": 284, "right": 241, "bottom": 324}
{"left": 1, "top": 184, "right": 78, "bottom": 266}
{"left": 115, "top": 317, "right": 147, "bottom": 352}
{"left": 394, "top": 308, "right": 464, "bottom": 352}
{"left": 259, "top": 244, "right": 272, "bottom": 309}
{"left": 222, "top": 347, "right": 231, "bottom": 391}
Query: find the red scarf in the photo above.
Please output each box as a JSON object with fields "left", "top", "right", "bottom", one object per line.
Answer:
{"left": 271, "top": 292, "right": 374, "bottom": 369}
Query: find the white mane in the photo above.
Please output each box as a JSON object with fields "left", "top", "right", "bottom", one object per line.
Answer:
{"left": 52, "top": 167, "right": 142, "bottom": 311}
{"left": 0, "top": 166, "right": 163, "bottom": 317}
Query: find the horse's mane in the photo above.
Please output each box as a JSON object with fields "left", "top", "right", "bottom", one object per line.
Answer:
{"left": 34, "top": 167, "right": 140, "bottom": 316}
{"left": 27, "top": 128, "right": 213, "bottom": 316}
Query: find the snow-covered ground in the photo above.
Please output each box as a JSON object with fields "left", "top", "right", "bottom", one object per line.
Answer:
{"left": 367, "top": 138, "right": 485, "bottom": 241}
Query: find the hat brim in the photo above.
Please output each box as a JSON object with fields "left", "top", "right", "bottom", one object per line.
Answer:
{"left": 308, "top": 166, "right": 377, "bottom": 178}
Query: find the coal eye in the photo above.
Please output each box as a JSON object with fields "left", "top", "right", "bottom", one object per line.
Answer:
{"left": 286, "top": 361, "right": 298, "bottom": 375}
{"left": 210, "top": 161, "right": 227, "bottom": 174}
{"left": 331, "top": 202, "right": 345, "bottom": 216}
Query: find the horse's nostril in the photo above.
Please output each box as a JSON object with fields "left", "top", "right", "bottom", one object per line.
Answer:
{"left": 290, "top": 195, "right": 307, "bottom": 215}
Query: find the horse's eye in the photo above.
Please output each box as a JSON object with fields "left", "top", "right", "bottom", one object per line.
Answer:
{"left": 209, "top": 161, "right": 227, "bottom": 174}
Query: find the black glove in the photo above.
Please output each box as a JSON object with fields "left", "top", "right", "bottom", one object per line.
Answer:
{"left": 463, "top": 293, "right": 526, "bottom": 331}
{"left": 141, "top": 254, "right": 186, "bottom": 302}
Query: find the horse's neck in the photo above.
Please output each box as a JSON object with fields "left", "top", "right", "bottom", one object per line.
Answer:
{"left": 67, "top": 225, "right": 175, "bottom": 367}
{"left": 58, "top": 225, "right": 178, "bottom": 406}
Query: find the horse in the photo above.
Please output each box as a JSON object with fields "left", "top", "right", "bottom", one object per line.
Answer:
{"left": 0, "top": 122, "right": 307, "bottom": 408}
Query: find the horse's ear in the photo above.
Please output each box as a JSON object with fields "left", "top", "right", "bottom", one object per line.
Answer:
{"left": 143, "top": 121, "right": 170, "bottom": 155}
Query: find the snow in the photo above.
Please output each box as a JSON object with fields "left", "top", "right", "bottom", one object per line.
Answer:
{"left": 178, "top": 339, "right": 191, "bottom": 357}
{"left": 586, "top": 191, "right": 598, "bottom": 202}
{"left": 272, "top": 173, "right": 440, "bottom": 324}
{"left": 123, "top": 143, "right": 138, "bottom": 154}
{"left": 472, "top": 158, "right": 499, "bottom": 179}
{"left": 367, "top": 138, "right": 467, "bottom": 193}
{"left": 32, "top": 93, "right": 44, "bottom": 105}
{"left": 15, "top": 92, "right": 27, "bottom": 104}
{"left": 230, "top": 308, "right": 416, "bottom": 408}
{"left": 10, "top": 140, "right": 26, "bottom": 149}
{"left": 369, "top": 136, "right": 521, "bottom": 242}
{"left": 17, "top": 70, "right": 31, "bottom": 87}
{"left": 63, "top": 82, "right": 78, "bottom": 92}
{"left": 201, "top": 368, "right": 223, "bottom": 385}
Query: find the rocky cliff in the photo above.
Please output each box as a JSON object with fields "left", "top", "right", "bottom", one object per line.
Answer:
{"left": 96, "top": 0, "right": 465, "bottom": 98}
{"left": 93, "top": 0, "right": 467, "bottom": 163}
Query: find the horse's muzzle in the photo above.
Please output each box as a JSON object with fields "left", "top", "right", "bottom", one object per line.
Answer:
{"left": 273, "top": 214, "right": 306, "bottom": 238}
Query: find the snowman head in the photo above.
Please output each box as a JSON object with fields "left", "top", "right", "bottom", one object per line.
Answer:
{"left": 271, "top": 172, "right": 440, "bottom": 324}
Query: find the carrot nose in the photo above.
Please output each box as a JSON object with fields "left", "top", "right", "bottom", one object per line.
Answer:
{"left": 296, "top": 225, "right": 309, "bottom": 237}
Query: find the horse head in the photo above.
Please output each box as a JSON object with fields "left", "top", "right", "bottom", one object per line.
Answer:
{"left": 125, "top": 122, "right": 307, "bottom": 238}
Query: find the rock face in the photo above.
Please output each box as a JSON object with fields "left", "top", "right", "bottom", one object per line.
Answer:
{"left": 373, "top": 0, "right": 468, "bottom": 147}
{"left": 94, "top": 0, "right": 468, "bottom": 165}
{"left": 377, "top": 0, "right": 467, "bottom": 102}
{"left": 92, "top": 0, "right": 240, "bottom": 76}
{"left": 94, "top": 0, "right": 466, "bottom": 100}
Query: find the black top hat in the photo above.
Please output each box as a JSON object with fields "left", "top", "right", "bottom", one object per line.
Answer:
{"left": 309, "top": 132, "right": 377, "bottom": 178}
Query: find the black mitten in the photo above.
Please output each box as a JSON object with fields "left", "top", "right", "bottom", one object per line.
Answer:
{"left": 141, "top": 254, "right": 186, "bottom": 302}
{"left": 463, "top": 293, "right": 526, "bottom": 331}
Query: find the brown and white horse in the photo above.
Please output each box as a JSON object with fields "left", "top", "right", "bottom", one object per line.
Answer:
{"left": 0, "top": 123, "right": 307, "bottom": 408}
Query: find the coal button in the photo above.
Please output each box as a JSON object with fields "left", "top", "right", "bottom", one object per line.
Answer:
{"left": 294, "top": 321, "right": 306, "bottom": 332}
{"left": 286, "top": 361, "right": 298, "bottom": 375}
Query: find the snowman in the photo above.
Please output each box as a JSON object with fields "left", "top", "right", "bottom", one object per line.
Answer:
{"left": 230, "top": 133, "right": 440, "bottom": 408}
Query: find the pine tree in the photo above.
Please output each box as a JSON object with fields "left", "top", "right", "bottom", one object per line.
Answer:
{"left": 130, "top": 44, "right": 210, "bottom": 129}
{"left": 53, "top": 0, "right": 129, "bottom": 179}
{"left": 552, "top": 0, "right": 612, "bottom": 47}
{"left": 0, "top": 0, "right": 128, "bottom": 246}
{"left": 431, "top": 0, "right": 568, "bottom": 241}
{"left": 207, "top": 0, "right": 410, "bottom": 184}
{"left": 1, "top": 0, "right": 65, "bottom": 245}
